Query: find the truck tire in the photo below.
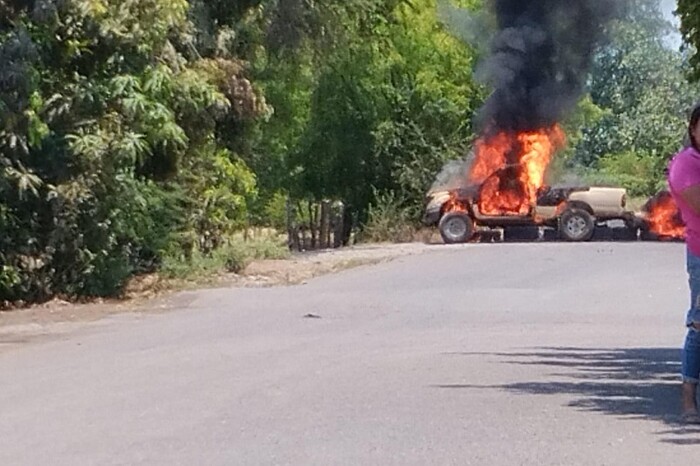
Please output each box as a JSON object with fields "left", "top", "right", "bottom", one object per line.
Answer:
{"left": 559, "top": 208, "right": 595, "bottom": 242}
{"left": 439, "top": 212, "right": 475, "bottom": 244}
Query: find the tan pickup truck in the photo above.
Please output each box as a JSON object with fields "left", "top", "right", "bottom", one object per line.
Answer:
{"left": 423, "top": 184, "right": 638, "bottom": 243}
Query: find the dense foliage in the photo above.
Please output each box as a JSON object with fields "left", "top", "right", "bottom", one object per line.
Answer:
{"left": 678, "top": 0, "right": 700, "bottom": 80}
{"left": 1, "top": 0, "right": 696, "bottom": 302}
{"left": 570, "top": 0, "right": 698, "bottom": 196}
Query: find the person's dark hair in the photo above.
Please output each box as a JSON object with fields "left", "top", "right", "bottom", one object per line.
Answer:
{"left": 689, "top": 103, "right": 700, "bottom": 150}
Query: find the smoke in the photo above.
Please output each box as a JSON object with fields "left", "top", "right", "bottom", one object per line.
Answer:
{"left": 479, "top": 0, "right": 623, "bottom": 133}
{"left": 429, "top": 152, "right": 474, "bottom": 193}
{"left": 437, "top": 2, "right": 493, "bottom": 54}
{"left": 440, "top": 0, "right": 624, "bottom": 133}
{"left": 430, "top": 0, "right": 626, "bottom": 193}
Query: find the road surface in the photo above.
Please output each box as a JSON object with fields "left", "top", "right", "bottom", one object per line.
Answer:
{"left": 0, "top": 242, "right": 697, "bottom": 465}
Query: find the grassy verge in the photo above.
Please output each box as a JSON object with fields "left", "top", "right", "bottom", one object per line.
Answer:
{"left": 160, "top": 235, "right": 290, "bottom": 280}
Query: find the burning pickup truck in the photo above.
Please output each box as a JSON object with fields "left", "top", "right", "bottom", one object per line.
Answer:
{"left": 422, "top": 126, "right": 673, "bottom": 244}
{"left": 423, "top": 183, "right": 638, "bottom": 243}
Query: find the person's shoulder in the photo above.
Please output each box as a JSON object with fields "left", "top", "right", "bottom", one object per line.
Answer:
{"left": 679, "top": 146, "right": 700, "bottom": 159}
{"left": 669, "top": 146, "right": 700, "bottom": 190}
{"left": 672, "top": 146, "right": 700, "bottom": 168}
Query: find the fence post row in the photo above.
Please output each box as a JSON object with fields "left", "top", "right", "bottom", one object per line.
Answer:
{"left": 286, "top": 198, "right": 346, "bottom": 251}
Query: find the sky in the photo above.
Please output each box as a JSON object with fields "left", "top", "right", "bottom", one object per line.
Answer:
{"left": 661, "top": 0, "right": 676, "bottom": 16}
{"left": 660, "top": 0, "right": 682, "bottom": 48}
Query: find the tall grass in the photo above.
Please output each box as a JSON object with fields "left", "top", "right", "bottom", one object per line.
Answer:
{"left": 361, "top": 191, "right": 419, "bottom": 243}
{"left": 161, "top": 234, "right": 290, "bottom": 279}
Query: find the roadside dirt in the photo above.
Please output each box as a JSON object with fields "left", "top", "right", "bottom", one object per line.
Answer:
{"left": 0, "top": 242, "right": 439, "bottom": 348}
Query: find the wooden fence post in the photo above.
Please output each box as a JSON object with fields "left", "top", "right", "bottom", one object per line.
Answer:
{"left": 333, "top": 201, "right": 345, "bottom": 248}
{"left": 319, "top": 200, "right": 330, "bottom": 249}
{"left": 286, "top": 197, "right": 300, "bottom": 251}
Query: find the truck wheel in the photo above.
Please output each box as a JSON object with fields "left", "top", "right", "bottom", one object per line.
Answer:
{"left": 559, "top": 208, "right": 595, "bottom": 242}
{"left": 439, "top": 212, "right": 474, "bottom": 244}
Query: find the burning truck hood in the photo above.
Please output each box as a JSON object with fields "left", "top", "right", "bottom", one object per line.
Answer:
{"left": 423, "top": 180, "right": 632, "bottom": 229}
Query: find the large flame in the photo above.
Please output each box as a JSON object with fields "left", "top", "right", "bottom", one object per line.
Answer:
{"left": 469, "top": 126, "right": 566, "bottom": 216}
{"left": 443, "top": 195, "right": 467, "bottom": 214}
{"left": 646, "top": 191, "right": 684, "bottom": 239}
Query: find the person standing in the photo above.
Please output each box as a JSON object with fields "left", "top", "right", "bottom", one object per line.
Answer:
{"left": 668, "top": 103, "right": 700, "bottom": 421}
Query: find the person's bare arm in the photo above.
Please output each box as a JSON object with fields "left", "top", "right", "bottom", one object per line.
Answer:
{"left": 681, "top": 185, "right": 700, "bottom": 216}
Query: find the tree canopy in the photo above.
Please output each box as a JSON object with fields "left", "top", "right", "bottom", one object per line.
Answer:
{"left": 678, "top": 0, "right": 700, "bottom": 80}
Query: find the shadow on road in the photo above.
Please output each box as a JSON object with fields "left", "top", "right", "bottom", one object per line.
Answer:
{"left": 435, "top": 347, "right": 700, "bottom": 445}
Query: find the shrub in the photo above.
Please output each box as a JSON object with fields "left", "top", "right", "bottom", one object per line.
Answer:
{"left": 160, "top": 235, "right": 289, "bottom": 279}
{"left": 592, "top": 150, "right": 667, "bottom": 197}
{"left": 361, "top": 190, "right": 418, "bottom": 243}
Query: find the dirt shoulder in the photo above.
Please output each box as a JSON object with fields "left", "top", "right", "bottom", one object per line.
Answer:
{"left": 0, "top": 242, "right": 439, "bottom": 348}
{"left": 241, "top": 242, "right": 438, "bottom": 286}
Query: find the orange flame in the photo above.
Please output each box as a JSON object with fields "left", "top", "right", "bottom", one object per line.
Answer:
{"left": 443, "top": 194, "right": 467, "bottom": 214}
{"left": 470, "top": 126, "right": 566, "bottom": 216}
{"left": 646, "top": 192, "right": 684, "bottom": 239}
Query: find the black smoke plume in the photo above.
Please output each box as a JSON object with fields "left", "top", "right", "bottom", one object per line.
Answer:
{"left": 440, "top": 0, "right": 626, "bottom": 132}
{"left": 478, "top": 0, "right": 623, "bottom": 133}
{"left": 430, "top": 1, "right": 629, "bottom": 195}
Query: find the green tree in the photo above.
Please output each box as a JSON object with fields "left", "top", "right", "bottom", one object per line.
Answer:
{"left": 570, "top": 0, "right": 697, "bottom": 196}
{"left": 286, "top": 0, "right": 481, "bottom": 222}
{"left": 678, "top": 0, "right": 700, "bottom": 80}
{"left": 0, "top": 0, "right": 261, "bottom": 301}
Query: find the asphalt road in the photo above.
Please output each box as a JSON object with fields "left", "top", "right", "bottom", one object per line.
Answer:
{"left": 1, "top": 242, "right": 697, "bottom": 465}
